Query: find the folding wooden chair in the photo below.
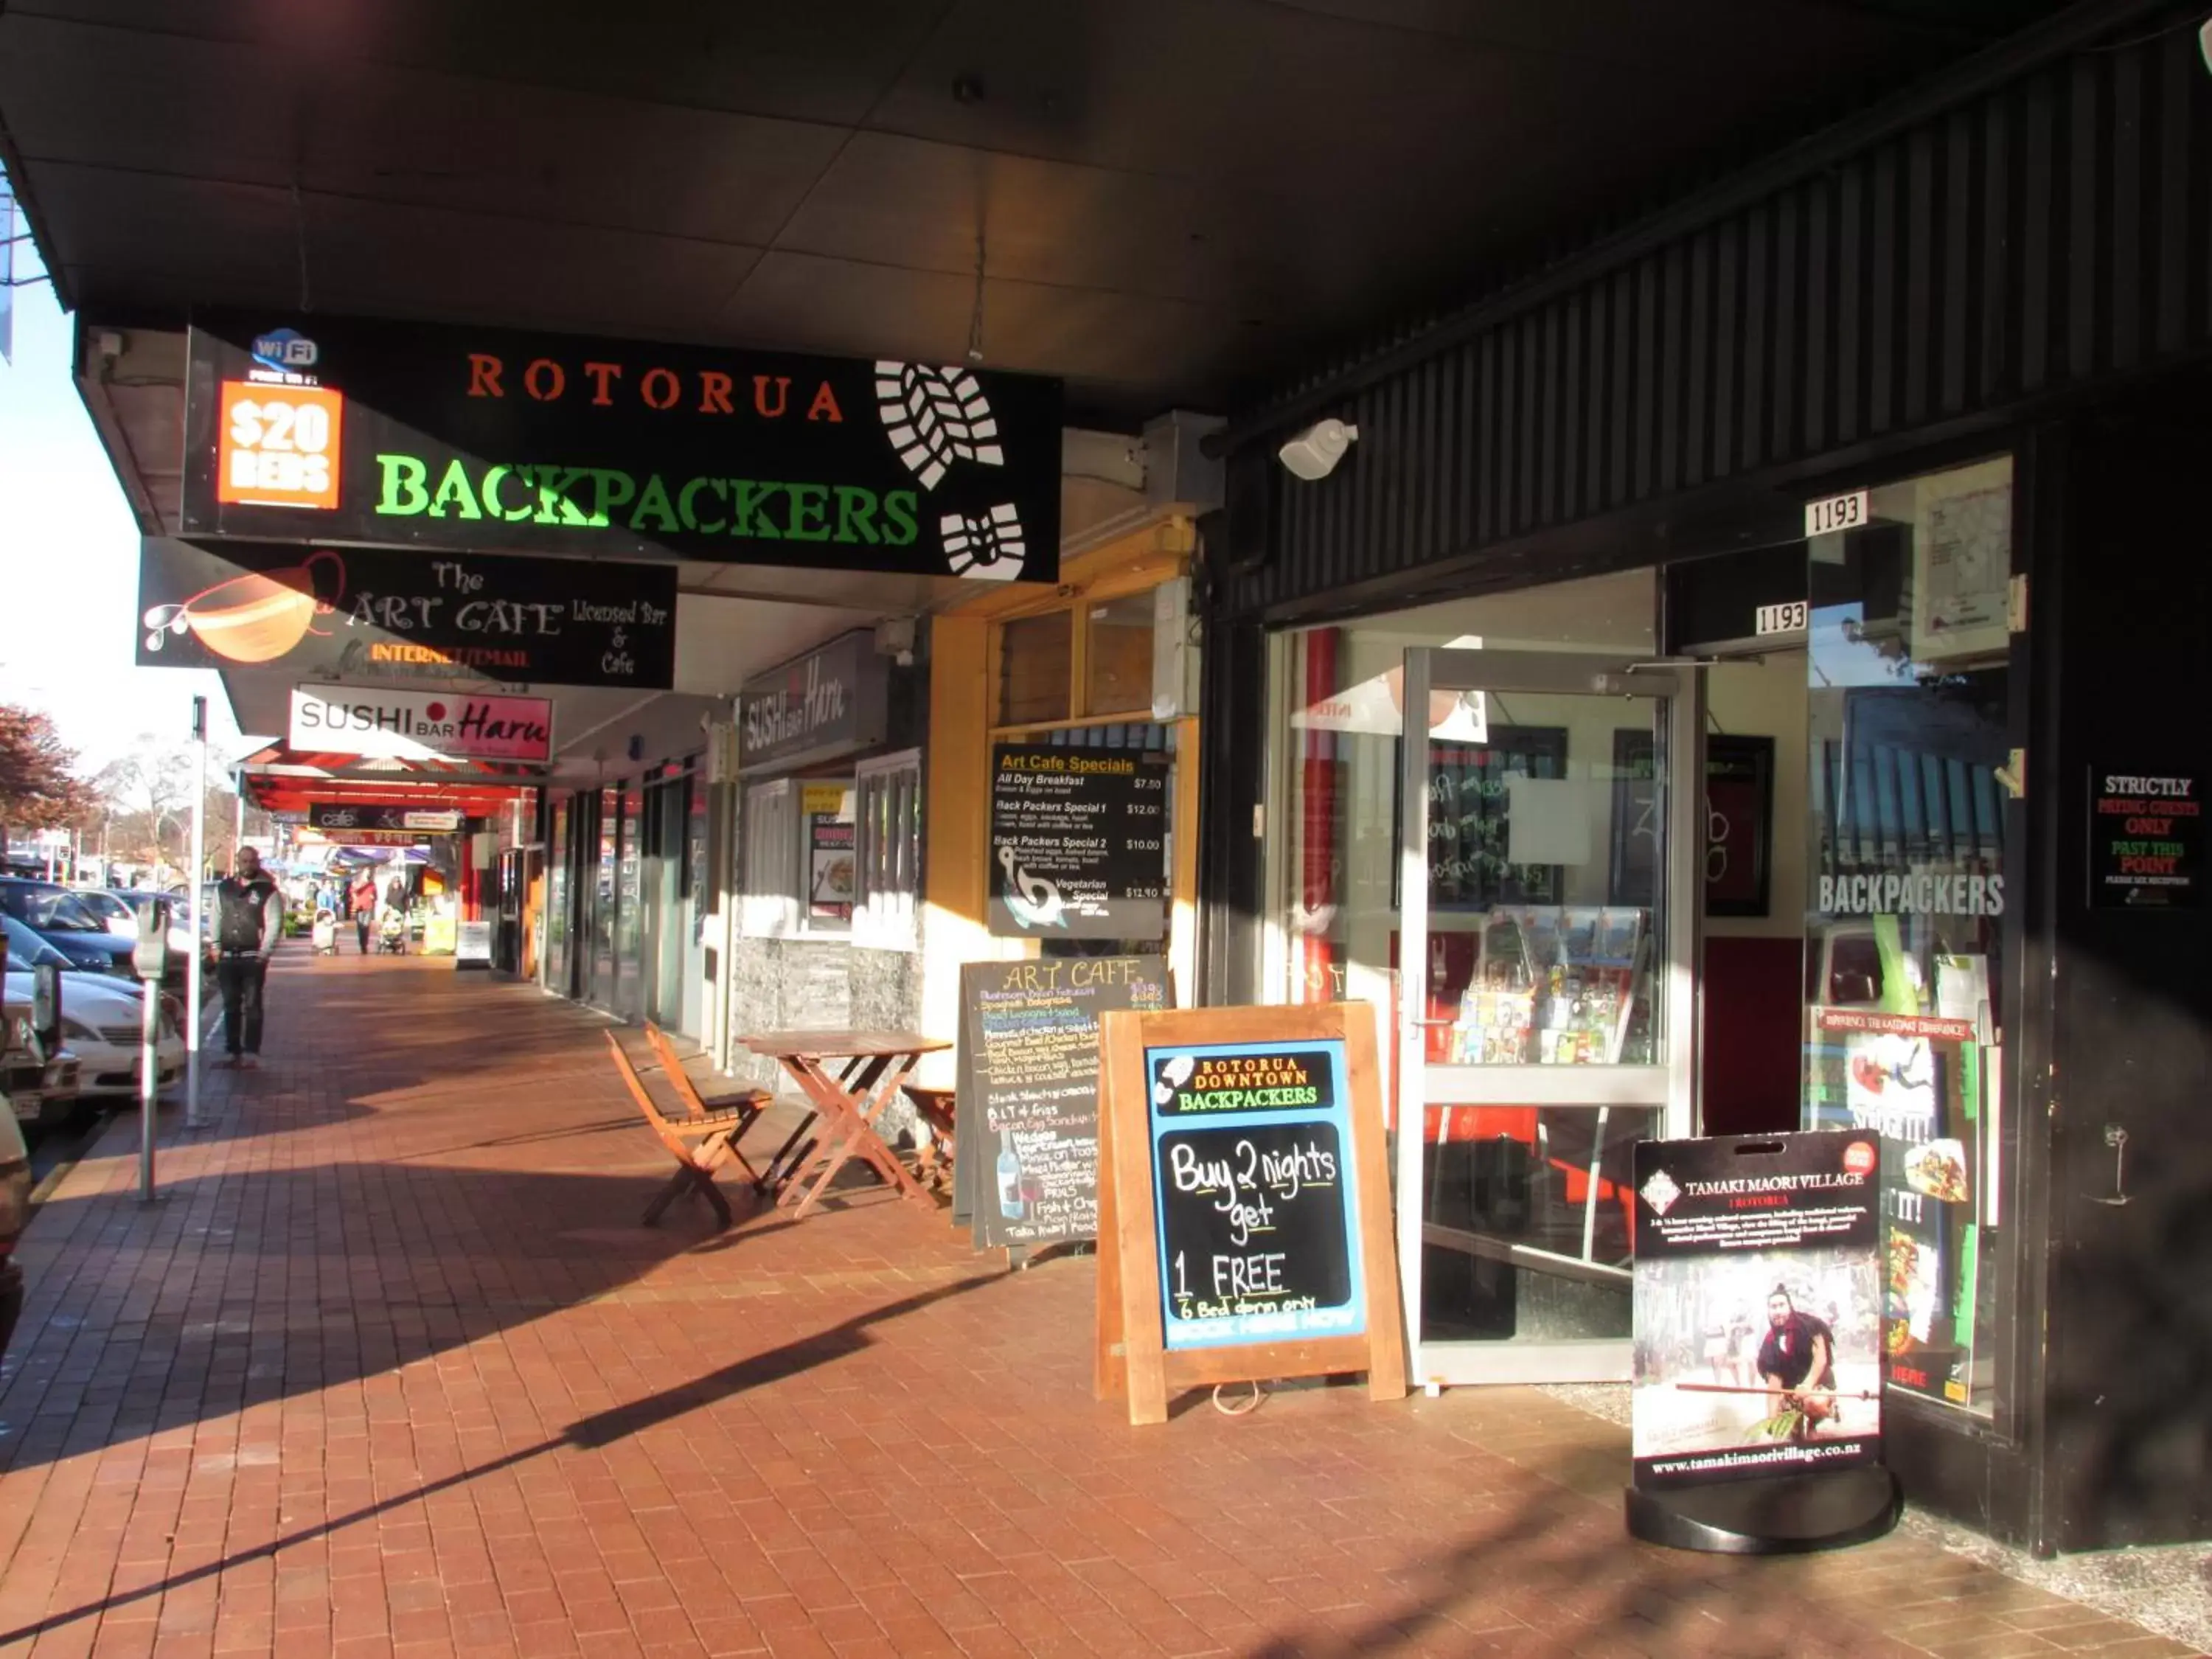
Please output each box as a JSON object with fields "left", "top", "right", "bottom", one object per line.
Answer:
{"left": 605, "top": 1032, "right": 754, "bottom": 1228}
{"left": 644, "top": 1023, "right": 771, "bottom": 1190}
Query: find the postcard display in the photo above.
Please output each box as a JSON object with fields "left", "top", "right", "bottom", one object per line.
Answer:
{"left": 1447, "top": 907, "right": 1654, "bottom": 1068}
{"left": 1626, "top": 1130, "right": 1903, "bottom": 1553}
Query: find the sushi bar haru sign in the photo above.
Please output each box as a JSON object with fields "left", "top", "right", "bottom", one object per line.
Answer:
{"left": 181, "top": 310, "right": 1062, "bottom": 584}
{"left": 738, "top": 632, "right": 888, "bottom": 773}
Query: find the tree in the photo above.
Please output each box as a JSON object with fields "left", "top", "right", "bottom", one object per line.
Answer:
{"left": 0, "top": 703, "right": 92, "bottom": 853}
{"left": 88, "top": 737, "right": 267, "bottom": 877}
{"left": 90, "top": 738, "right": 195, "bottom": 872}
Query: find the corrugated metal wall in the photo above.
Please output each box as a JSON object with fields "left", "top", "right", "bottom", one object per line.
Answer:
{"left": 1222, "top": 19, "right": 2211, "bottom": 618}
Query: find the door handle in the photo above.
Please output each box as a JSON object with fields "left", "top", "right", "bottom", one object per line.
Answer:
{"left": 2085, "top": 1124, "right": 2130, "bottom": 1208}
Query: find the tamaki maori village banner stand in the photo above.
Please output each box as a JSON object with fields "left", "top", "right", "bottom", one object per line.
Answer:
{"left": 1093, "top": 1003, "right": 1405, "bottom": 1427}
{"left": 1624, "top": 1129, "right": 1902, "bottom": 1554}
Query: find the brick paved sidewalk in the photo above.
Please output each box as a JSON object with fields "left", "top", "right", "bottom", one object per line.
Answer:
{"left": 0, "top": 950, "right": 2196, "bottom": 1659}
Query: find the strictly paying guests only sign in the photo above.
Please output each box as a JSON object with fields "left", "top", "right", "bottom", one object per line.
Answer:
{"left": 180, "top": 311, "right": 1062, "bottom": 584}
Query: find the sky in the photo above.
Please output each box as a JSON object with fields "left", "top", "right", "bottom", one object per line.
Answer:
{"left": 0, "top": 234, "right": 248, "bottom": 776}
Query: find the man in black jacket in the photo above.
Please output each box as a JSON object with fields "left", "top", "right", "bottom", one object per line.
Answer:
{"left": 213, "top": 847, "right": 282, "bottom": 1070}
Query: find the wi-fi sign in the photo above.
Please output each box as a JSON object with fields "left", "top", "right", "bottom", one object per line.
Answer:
{"left": 251, "top": 327, "right": 319, "bottom": 372}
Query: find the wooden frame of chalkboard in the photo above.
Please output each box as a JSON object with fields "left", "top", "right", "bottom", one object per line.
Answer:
{"left": 1093, "top": 1003, "right": 1406, "bottom": 1426}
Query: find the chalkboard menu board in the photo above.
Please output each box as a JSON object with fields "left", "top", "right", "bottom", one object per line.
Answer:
{"left": 989, "top": 744, "right": 1169, "bottom": 939}
{"left": 2088, "top": 765, "right": 2202, "bottom": 908}
{"left": 1148, "top": 1043, "right": 1361, "bottom": 1349}
{"left": 1094, "top": 1004, "right": 1405, "bottom": 1426}
{"left": 1402, "top": 726, "right": 1568, "bottom": 911}
{"left": 954, "top": 956, "right": 1171, "bottom": 1250}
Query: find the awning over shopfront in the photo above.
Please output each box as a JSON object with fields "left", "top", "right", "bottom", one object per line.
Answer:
{"left": 231, "top": 740, "right": 540, "bottom": 819}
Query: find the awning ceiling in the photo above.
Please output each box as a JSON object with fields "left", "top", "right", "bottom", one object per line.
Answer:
{"left": 1, "top": 0, "right": 2076, "bottom": 422}
{"left": 234, "top": 742, "right": 540, "bottom": 816}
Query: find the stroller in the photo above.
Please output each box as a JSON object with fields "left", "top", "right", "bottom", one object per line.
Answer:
{"left": 310, "top": 908, "right": 338, "bottom": 956}
{"left": 378, "top": 908, "right": 408, "bottom": 955}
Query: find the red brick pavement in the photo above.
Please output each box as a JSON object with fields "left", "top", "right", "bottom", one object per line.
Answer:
{"left": 0, "top": 950, "right": 2194, "bottom": 1659}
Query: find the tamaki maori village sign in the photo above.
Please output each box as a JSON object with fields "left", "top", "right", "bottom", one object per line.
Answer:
{"left": 180, "top": 311, "right": 1062, "bottom": 583}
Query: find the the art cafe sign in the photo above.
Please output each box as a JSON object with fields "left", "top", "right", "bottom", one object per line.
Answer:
{"left": 181, "top": 311, "right": 1062, "bottom": 583}
{"left": 136, "top": 538, "right": 675, "bottom": 690}
{"left": 739, "top": 632, "right": 889, "bottom": 773}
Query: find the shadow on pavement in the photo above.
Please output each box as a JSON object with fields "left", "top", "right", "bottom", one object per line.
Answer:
{"left": 0, "top": 1272, "right": 1001, "bottom": 1650}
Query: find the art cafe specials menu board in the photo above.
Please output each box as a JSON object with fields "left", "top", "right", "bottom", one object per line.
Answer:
{"left": 1093, "top": 1004, "right": 1405, "bottom": 1426}
{"left": 953, "top": 956, "right": 1170, "bottom": 1251}
{"left": 989, "top": 744, "right": 1169, "bottom": 941}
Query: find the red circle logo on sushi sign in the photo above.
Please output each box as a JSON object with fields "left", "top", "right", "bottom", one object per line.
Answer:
{"left": 1843, "top": 1140, "right": 1877, "bottom": 1178}
{"left": 425, "top": 701, "right": 446, "bottom": 721}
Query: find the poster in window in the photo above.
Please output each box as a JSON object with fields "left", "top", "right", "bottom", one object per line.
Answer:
{"left": 1394, "top": 726, "right": 1568, "bottom": 912}
{"left": 1908, "top": 469, "right": 2011, "bottom": 666}
{"left": 802, "top": 781, "right": 855, "bottom": 924}
{"left": 1608, "top": 731, "right": 1773, "bottom": 917}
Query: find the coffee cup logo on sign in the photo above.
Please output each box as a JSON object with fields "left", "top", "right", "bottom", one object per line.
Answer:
{"left": 142, "top": 548, "right": 346, "bottom": 664}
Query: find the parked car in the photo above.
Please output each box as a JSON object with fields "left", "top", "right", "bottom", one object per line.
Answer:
{"left": 0, "top": 1079, "right": 29, "bottom": 1356}
{"left": 107, "top": 888, "right": 212, "bottom": 983}
{"left": 69, "top": 888, "right": 139, "bottom": 939}
{"left": 0, "top": 880, "right": 136, "bottom": 980}
{"left": 0, "top": 928, "right": 83, "bottom": 1129}
{"left": 7, "top": 970, "right": 183, "bottom": 1102}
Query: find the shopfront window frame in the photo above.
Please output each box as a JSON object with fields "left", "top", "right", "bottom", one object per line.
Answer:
{"left": 739, "top": 777, "right": 799, "bottom": 939}
{"left": 1798, "top": 449, "right": 2028, "bottom": 1444}
{"left": 853, "top": 748, "right": 922, "bottom": 953}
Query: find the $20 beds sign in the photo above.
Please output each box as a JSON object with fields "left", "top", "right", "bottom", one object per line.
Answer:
{"left": 1093, "top": 1004, "right": 1405, "bottom": 1427}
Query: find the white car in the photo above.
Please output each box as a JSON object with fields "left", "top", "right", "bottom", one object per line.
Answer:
{"left": 4, "top": 970, "right": 184, "bottom": 1102}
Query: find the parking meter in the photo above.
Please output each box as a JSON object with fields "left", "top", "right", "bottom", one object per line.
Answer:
{"left": 132, "top": 897, "right": 171, "bottom": 983}
{"left": 133, "top": 899, "right": 170, "bottom": 1201}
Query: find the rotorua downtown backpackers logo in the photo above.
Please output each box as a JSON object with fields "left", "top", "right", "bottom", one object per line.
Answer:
{"left": 873, "top": 363, "right": 1026, "bottom": 582}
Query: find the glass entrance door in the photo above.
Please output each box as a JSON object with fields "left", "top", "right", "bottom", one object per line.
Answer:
{"left": 1396, "top": 648, "right": 1700, "bottom": 1385}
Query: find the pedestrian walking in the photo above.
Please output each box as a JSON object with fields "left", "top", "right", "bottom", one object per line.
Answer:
{"left": 213, "top": 846, "right": 282, "bottom": 1070}
{"left": 349, "top": 871, "right": 378, "bottom": 954}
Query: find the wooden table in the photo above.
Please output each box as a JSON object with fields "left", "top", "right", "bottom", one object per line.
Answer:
{"left": 740, "top": 1031, "right": 950, "bottom": 1219}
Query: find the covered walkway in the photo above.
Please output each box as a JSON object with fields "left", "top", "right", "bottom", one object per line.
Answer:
{"left": 0, "top": 950, "right": 2192, "bottom": 1659}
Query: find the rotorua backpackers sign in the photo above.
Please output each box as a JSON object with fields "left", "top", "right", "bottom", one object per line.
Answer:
{"left": 137, "top": 538, "right": 675, "bottom": 689}
{"left": 181, "top": 310, "right": 1062, "bottom": 583}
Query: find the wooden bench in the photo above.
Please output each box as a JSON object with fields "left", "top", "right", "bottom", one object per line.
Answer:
{"left": 605, "top": 1032, "right": 760, "bottom": 1229}
{"left": 902, "top": 1085, "right": 956, "bottom": 1192}
{"left": 644, "top": 1023, "right": 771, "bottom": 1189}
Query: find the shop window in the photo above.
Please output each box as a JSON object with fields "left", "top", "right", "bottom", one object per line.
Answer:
{"left": 1085, "top": 591, "right": 1155, "bottom": 715}
{"left": 998, "top": 611, "right": 1072, "bottom": 726}
{"left": 739, "top": 779, "right": 798, "bottom": 938}
{"left": 1263, "top": 571, "right": 1656, "bottom": 1009}
{"left": 853, "top": 750, "right": 922, "bottom": 952}
{"left": 1802, "top": 454, "right": 2014, "bottom": 1424}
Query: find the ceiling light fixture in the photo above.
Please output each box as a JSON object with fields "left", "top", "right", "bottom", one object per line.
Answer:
{"left": 1277, "top": 418, "right": 1359, "bottom": 481}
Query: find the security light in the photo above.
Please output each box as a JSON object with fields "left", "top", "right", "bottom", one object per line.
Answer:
{"left": 1277, "top": 418, "right": 1359, "bottom": 481}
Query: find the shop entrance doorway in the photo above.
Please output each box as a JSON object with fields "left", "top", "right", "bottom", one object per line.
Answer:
{"left": 1395, "top": 648, "right": 1702, "bottom": 1385}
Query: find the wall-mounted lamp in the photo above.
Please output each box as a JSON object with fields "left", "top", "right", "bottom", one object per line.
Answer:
{"left": 1276, "top": 418, "right": 1359, "bottom": 481}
